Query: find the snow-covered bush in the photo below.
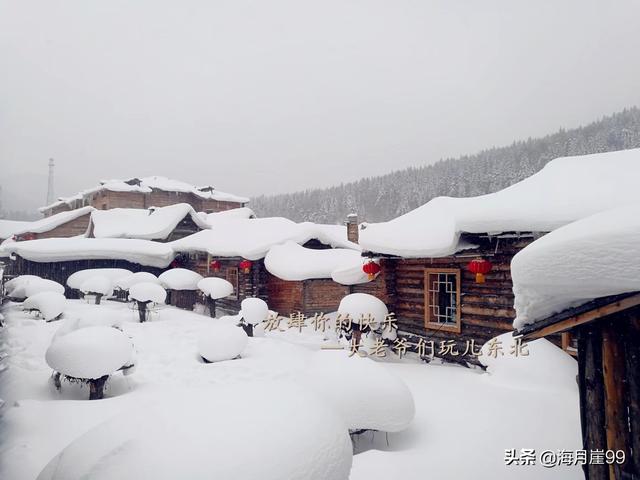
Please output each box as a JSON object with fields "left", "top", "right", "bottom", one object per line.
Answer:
{"left": 338, "top": 293, "right": 388, "bottom": 330}
{"left": 129, "top": 282, "right": 166, "bottom": 322}
{"left": 67, "top": 268, "right": 132, "bottom": 290}
{"left": 5, "top": 275, "right": 43, "bottom": 299}
{"left": 158, "top": 268, "right": 203, "bottom": 290}
{"left": 24, "top": 279, "right": 65, "bottom": 298}
{"left": 300, "top": 350, "right": 415, "bottom": 433}
{"left": 80, "top": 276, "right": 113, "bottom": 304}
{"left": 239, "top": 297, "right": 269, "bottom": 337}
{"left": 36, "top": 381, "right": 352, "bottom": 480}
{"left": 45, "top": 326, "right": 134, "bottom": 400}
{"left": 198, "top": 323, "right": 248, "bottom": 362}
{"left": 114, "top": 272, "right": 160, "bottom": 290}
{"left": 197, "top": 277, "right": 233, "bottom": 317}
{"left": 479, "top": 332, "right": 578, "bottom": 391}
{"left": 23, "top": 292, "right": 66, "bottom": 321}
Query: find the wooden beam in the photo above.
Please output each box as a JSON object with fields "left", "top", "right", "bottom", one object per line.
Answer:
{"left": 521, "top": 294, "right": 640, "bottom": 340}
{"left": 577, "top": 326, "right": 608, "bottom": 480}
{"left": 601, "top": 321, "right": 630, "bottom": 479}
{"left": 623, "top": 314, "right": 640, "bottom": 478}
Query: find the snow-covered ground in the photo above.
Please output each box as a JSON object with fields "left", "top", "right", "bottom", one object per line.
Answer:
{"left": 0, "top": 300, "right": 583, "bottom": 479}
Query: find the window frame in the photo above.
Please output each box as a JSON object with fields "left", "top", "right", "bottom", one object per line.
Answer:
{"left": 424, "top": 267, "right": 462, "bottom": 334}
{"left": 225, "top": 267, "right": 239, "bottom": 300}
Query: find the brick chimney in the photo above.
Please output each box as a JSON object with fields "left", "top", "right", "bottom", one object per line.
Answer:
{"left": 346, "top": 213, "right": 358, "bottom": 244}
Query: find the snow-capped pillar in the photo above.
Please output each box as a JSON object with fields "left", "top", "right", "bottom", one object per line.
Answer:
{"left": 347, "top": 213, "right": 358, "bottom": 244}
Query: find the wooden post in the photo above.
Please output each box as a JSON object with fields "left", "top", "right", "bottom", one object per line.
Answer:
{"left": 89, "top": 375, "right": 109, "bottom": 400}
{"left": 577, "top": 325, "right": 608, "bottom": 480}
{"left": 207, "top": 296, "right": 216, "bottom": 318}
{"left": 601, "top": 320, "right": 629, "bottom": 480}
{"left": 137, "top": 301, "right": 148, "bottom": 322}
{"left": 623, "top": 313, "right": 640, "bottom": 478}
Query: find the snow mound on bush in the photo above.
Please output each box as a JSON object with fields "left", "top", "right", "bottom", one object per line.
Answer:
{"left": 53, "top": 312, "right": 124, "bottom": 341}
{"left": 24, "top": 279, "right": 65, "bottom": 297}
{"left": 300, "top": 350, "right": 415, "bottom": 432}
{"left": 23, "top": 292, "right": 66, "bottom": 321}
{"left": 5, "top": 275, "right": 43, "bottom": 299}
{"left": 67, "top": 268, "right": 132, "bottom": 289}
{"left": 338, "top": 293, "right": 388, "bottom": 326}
{"left": 198, "top": 323, "right": 248, "bottom": 362}
{"left": 80, "top": 275, "right": 113, "bottom": 296}
{"left": 45, "top": 326, "right": 133, "bottom": 379}
{"left": 129, "top": 282, "right": 166, "bottom": 304}
{"left": 158, "top": 268, "right": 203, "bottom": 290}
{"left": 115, "top": 272, "right": 160, "bottom": 290}
{"left": 479, "top": 332, "right": 578, "bottom": 391}
{"left": 197, "top": 277, "right": 234, "bottom": 299}
{"left": 240, "top": 297, "right": 269, "bottom": 325}
{"left": 36, "top": 382, "right": 352, "bottom": 480}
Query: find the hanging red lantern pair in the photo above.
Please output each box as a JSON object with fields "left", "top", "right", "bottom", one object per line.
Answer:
{"left": 467, "top": 258, "right": 492, "bottom": 283}
{"left": 362, "top": 260, "right": 381, "bottom": 280}
{"left": 239, "top": 259, "right": 252, "bottom": 274}
{"left": 209, "top": 259, "right": 221, "bottom": 272}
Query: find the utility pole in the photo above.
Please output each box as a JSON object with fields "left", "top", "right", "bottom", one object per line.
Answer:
{"left": 46, "top": 158, "right": 55, "bottom": 205}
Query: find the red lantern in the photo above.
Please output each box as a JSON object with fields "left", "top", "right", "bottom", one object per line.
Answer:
{"left": 239, "top": 259, "right": 252, "bottom": 274}
{"left": 468, "top": 258, "right": 492, "bottom": 283}
{"left": 362, "top": 260, "right": 381, "bottom": 280}
{"left": 209, "top": 259, "right": 221, "bottom": 273}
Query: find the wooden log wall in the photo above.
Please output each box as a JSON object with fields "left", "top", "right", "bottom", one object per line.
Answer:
{"left": 576, "top": 310, "right": 640, "bottom": 480}
{"left": 33, "top": 213, "right": 92, "bottom": 239}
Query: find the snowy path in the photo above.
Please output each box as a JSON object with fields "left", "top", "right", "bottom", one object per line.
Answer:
{"left": 0, "top": 300, "right": 583, "bottom": 479}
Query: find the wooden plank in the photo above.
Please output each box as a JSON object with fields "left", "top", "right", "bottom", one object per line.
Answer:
{"left": 577, "top": 326, "right": 609, "bottom": 480}
{"left": 623, "top": 313, "right": 640, "bottom": 478}
{"left": 601, "top": 321, "right": 630, "bottom": 480}
{"left": 521, "top": 293, "right": 640, "bottom": 340}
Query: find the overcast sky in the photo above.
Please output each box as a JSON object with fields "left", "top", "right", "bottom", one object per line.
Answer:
{"left": 1, "top": 0, "right": 639, "bottom": 213}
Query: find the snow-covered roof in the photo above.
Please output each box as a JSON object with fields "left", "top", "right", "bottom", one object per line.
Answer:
{"left": 9, "top": 207, "right": 94, "bottom": 236}
{"left": 360, "top": 148, "right": 640, "bottom": 258}
{"left": 0, "top": 219, "right": 31, "bottom": 239}
{"left": 90, "top": 203, "right": 209, "bottom": 240}
{"left": 264, "top": 241, "right": 364, "bottom": 281}
{"left": 512, "top": 203, "right": 640, "bottom": 329}
{"left": 2, "top": 238, "right": 175, "bottom": 268}
{"left": 170, "top": 217, "right": 359, "bottom": 260}
{"left": 197, "top": 207, "right": 256, "bottom": 226}
{"left": 40, "top": 176, "right": 249, "bottom": 212}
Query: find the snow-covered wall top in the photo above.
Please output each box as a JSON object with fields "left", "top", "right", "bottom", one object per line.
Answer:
{"left": 8, "top": 207, "right": 94, "bottom": 236}
{"left": 264, "top": 241, "right": 363, "bottom": 281}
{"left": 512, "top": 203, "right": 640, "bottom": 329}
{"left": 170, "top": 217, "right": 359, "bottom": 260}
{"left": 3, "top": 238, "right": 175, "bottom": 268}
{"left": 40, "top": 176, "right": 249, "bottom": 211}
{"left": 360, "top": 148, "right": 640, "bottom": 258}
{"left": 90, "top": 203, "right": 209, "bottom": 240}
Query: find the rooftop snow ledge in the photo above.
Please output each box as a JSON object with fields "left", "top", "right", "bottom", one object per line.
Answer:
{"left": 360, "top": 148, "right": 640, "bottom": 257}
{"left": 512, "top": 203, "right": 640, "bottom": 329}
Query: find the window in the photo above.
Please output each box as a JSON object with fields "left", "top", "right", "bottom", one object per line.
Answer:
{"left": 424, "top": 268, "right": 461, "bottom": 333}
{"left": 226, "top": 267, "right": 239, "bottom": 299}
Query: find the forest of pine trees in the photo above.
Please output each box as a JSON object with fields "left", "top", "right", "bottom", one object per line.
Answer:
{"left": 252, "top": 107, "right": 640, "bottom": 224}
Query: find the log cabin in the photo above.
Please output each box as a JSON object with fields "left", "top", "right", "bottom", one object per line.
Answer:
{"left": 358, "top": 148, "right": 640, "bottom": 364}
{"left": 517, "top": 293, "right": 640, "bottom": 480}
{"left": 39, "top": 176, "right": 249, "bottom": 217}
{"left": 86, "top": 203, "right": 210, "bottom": 242}
{"left": 2, "top": 237, "right": 174, "bottom": 297}
{"left": 170, "top": 217, "right": 367, "bottom": 316}
{"left": 9, "top": 206, "right": 94, "bottom": 242}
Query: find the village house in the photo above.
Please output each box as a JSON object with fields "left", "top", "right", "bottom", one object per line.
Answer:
{"left": 3, "top": 207, "right": 94, "bottom": 242}
{"left": 512, "top": 204, "right": 640, "bottom": 480}
{"left": 170, "top": 216, "right": 373, "bottom": 316}
{"left": 39, "top": 176, "right": 249, "bottom": 217}
{"left": 357, "top": 148, "right": 640, "bottom": 364}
